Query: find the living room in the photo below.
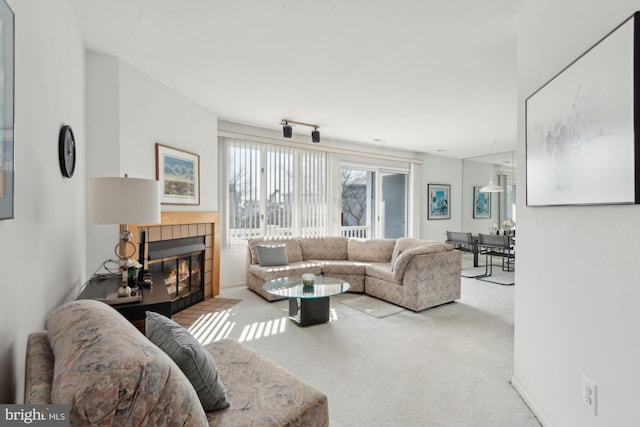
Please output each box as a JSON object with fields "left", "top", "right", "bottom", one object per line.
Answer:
{"left": 1, "top": 1, "right": 639, "bottom": 426}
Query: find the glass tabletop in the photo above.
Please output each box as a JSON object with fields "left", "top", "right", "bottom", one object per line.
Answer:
{"left": 263, "top": 276, "right": 350, "bottom": 299}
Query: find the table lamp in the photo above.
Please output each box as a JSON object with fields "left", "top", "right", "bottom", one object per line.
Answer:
{"left": 88, "top": 175, "right": 161, "bottom": 262}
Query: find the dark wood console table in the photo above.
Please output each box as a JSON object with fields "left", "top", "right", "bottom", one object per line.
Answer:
{"left": 77, "top": 271, "right": 171, "bottom": 332}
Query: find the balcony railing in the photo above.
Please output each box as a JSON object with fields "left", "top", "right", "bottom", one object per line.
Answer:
{"left": 340, "top": 226, "right": 370, "bottom": 238}
{"left": 229, "top": 225, "right": 370, "bottom": 243}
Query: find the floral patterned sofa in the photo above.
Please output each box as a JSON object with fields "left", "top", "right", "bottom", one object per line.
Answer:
{"left": 24, "top": 299, "right": 328, "bottom": 426}
{"left": 247, "top": 236, "right": 461, "bottom": 312}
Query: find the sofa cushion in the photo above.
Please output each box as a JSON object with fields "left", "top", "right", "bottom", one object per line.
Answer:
{"left": 205, "top": 340, "right": 329, "bottom": 426}
{"left": 347, "top": 238, "right": 396, "bottom": 262}
{"left": 311, "top": 260, "right": 367, "bottom": 275}
{"left": 249, "top": 261, "right": 322, "bottom": 282}
{"left": 46, "top": 300, "right": 208, "bottom": 426}
{"left": 299, "top": 236, "right": 348, "bottom": 260}
{"left": 248, "top": 237, "right": 303, "bottom": 264}
{"left": 145, "top": 311, "right": 230, "bottom": 412}
{"left": 365, "top": 263, "right": 401, "bottom": 284}
{"left": 256, "top": 244, "right": 289, "bottom": 266}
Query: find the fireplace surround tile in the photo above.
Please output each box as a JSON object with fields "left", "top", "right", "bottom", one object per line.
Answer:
{"left": 148, "top": 226, "right": 161, "bottom": 242}
{"left": 125, "top": 212, "right": 221, "bottom": 301}
{"left": 162, "top": 225, "right": 173, "bottom": 240}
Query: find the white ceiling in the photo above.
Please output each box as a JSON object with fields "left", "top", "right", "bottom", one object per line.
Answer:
{"left": 70, "top": 0, "right": 523, "bottom": 159}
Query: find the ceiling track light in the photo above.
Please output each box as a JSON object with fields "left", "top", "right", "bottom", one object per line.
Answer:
{"left": 280, "top": 119, "right": 320, "bottom": 143}
{"left": 282, "top": 121, "right": 292, "bottom": 138}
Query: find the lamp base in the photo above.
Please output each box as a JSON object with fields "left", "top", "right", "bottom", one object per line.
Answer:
{"left": 117, "top": 285, "right": 132, "bottom": 297}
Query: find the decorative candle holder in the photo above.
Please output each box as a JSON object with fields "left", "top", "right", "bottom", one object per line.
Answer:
{"left": 127, "top": 267, "right": 138, "bottom": 287}
{"left": 302, "top": 273, "right": 316, "bottom": 286}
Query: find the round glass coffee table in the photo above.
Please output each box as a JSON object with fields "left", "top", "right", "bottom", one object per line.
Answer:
{"left": 263, "top": 276, "right": 350, "bottom": 326}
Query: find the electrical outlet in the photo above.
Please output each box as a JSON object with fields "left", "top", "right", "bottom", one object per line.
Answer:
{"left": 582, "top": 375, "right": 597, "bottom": 415}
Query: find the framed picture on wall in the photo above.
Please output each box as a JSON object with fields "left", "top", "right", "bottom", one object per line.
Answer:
{"left": 0, "top": 0, "right": 14, "bottom": 220}
{"left": 156, "top": 143, "right": 200, "bottom": 205}
{"left": 427, "top": 183, "right": 450, "bottom": 220}
{"left": 473, "top": 186, "right": 491, "bottom": 219}
{"left": 525, "top": 12, "right": 640, "bottom": 206}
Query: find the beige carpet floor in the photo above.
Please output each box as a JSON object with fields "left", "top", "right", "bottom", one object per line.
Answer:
{"left": 172, "top": 271, "right": 536, "bottom": 426}
{"left": 339, "top": 294, "right": 405, "bottom": 318}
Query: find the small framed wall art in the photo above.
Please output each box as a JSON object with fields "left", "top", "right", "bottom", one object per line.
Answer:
{"left": 473, "top": 186, "right": 491, "bottom": 219}
{"left": 427, "top": 184, "right": 450, "bottom": 220}
{"left": 155, "top": 143, "right": 200, "bottom": 205}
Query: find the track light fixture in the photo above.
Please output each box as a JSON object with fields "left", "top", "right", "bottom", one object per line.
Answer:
{"left": 280, "top": 119, "right": 320, "bottom": 143}
{"left": 311, "top": 127, "right": 320, "bottom": 143}
{"left": 282, "top": 121, "right": 292, "bottom": 138}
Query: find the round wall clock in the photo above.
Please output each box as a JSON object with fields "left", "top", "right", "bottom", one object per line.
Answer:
{"left": 58, "top": 125, "right": 76, "bottom": 178}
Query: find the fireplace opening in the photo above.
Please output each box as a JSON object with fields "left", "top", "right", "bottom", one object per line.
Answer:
{"left": 148, "top": 236, "right": 205, "bottom": 314}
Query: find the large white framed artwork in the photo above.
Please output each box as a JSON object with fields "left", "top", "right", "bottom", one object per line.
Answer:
{"left": 0, "top": 0, "right": 14, "bottom": 220}
{"left": 526, "top": 13, "right": 640, "bottom": 206}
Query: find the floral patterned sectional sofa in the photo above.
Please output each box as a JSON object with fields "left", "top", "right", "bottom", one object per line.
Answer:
{"left": 247, "top": 236, "right": 461, "bottom": 312}
{"left": 24, "top": 299, "right": 328, "bottom": 426}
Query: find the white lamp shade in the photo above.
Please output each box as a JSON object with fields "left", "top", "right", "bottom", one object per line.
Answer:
{"left": 480, "top": 180, "right": 504, "bottom": 193}
{"left": 89, "top": 177, "right": 161, "bottom": 225}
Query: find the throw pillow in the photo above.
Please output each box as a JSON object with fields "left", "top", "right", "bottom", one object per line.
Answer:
{"left": 391, "top": 249, "right": 404, "bottom": 272}
{"left": 256, "top": 244, "right": 289, "bottom": 266}
{"left": 145, "top": 311, "right": 230, "bottom": 411}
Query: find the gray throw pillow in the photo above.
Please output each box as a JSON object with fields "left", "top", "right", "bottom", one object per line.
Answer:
{"left": 256, "top": 244, "right": 289, "bottom": 266}
{"left": 145, "top": 311, "right": 230, "bottom": 411}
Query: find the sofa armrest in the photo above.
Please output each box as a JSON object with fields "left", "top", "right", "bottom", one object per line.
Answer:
{"left": 400, "top": 250, "right": 462, "bottom": 310}
{"left": 392, "top": 242, "right": 454, "bottom": 282}
{"left": 205, "top": 339, "right": 329, "bottom": 426}
{"left": 24, "top": 331, "right": 54, "bottom": 404}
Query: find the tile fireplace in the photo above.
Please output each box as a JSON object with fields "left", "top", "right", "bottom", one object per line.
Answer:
{"left": 125, "top": 212, "right": 221, "bottom": 314}
{"left": 148, "top": 236, "right": 205, "bottom": 314}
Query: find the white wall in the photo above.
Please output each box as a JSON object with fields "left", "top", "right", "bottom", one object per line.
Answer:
{"left": 0, "top": 0, "right": 85, "bottom": 403}
{"left": 461, "top": 159, "right": 501, "bottom": 234}
{"left": 86, "top": 53, "right": 121, "bottom": 273}
{"left": 419, "top": 153, "right": 462, "bottom": 241}
{"left": 513, "top": 1, "right": 640, "bottom": 426}
{"left": 86, "top": 54, "right": 219, "bottom": 275}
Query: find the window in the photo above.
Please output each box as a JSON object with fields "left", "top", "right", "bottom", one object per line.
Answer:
{"left": 222, "top": 137, "right": 327, "bottom": 244}
{"left": 340, "top": 165, "right": 408, "bottom": 239}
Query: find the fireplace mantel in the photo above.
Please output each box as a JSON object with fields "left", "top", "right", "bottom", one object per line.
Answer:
{"left": 123, "top": 211, "right": 221, "bottom": 298}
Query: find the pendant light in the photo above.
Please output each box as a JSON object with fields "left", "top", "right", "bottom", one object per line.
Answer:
{"left": 480, "top": 141, "right": 504, "bottom": 193}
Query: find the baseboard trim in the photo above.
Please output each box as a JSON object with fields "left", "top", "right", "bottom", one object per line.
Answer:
{"left": 221, "top": 281, "right": 245, "bottom": 289}
{"left": 511, "top": 376, "right": 552, "bottom": 427}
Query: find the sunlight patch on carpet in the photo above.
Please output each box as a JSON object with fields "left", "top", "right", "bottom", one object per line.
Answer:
{"left": 172, "top": 297, "right": 242, "bottom": 344}
{"left": 340, "top": 295, "right": 404, "bottom": 318}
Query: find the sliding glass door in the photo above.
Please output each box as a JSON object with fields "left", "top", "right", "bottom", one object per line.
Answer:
{"left": 340, "top": 168, "right": 374, "bottom": 238}
{"left": 380, "top": 172, "right": 407, "bottom": 239}
{"left": 340, "top": 166, "right": 407, "bottom": 239}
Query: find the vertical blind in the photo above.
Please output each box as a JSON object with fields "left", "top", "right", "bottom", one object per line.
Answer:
{"left": 222, "top": 137, "right": 327, "bottom": 244}
{"left": 300, "top": 149, "right": 327, "bottom": 236}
